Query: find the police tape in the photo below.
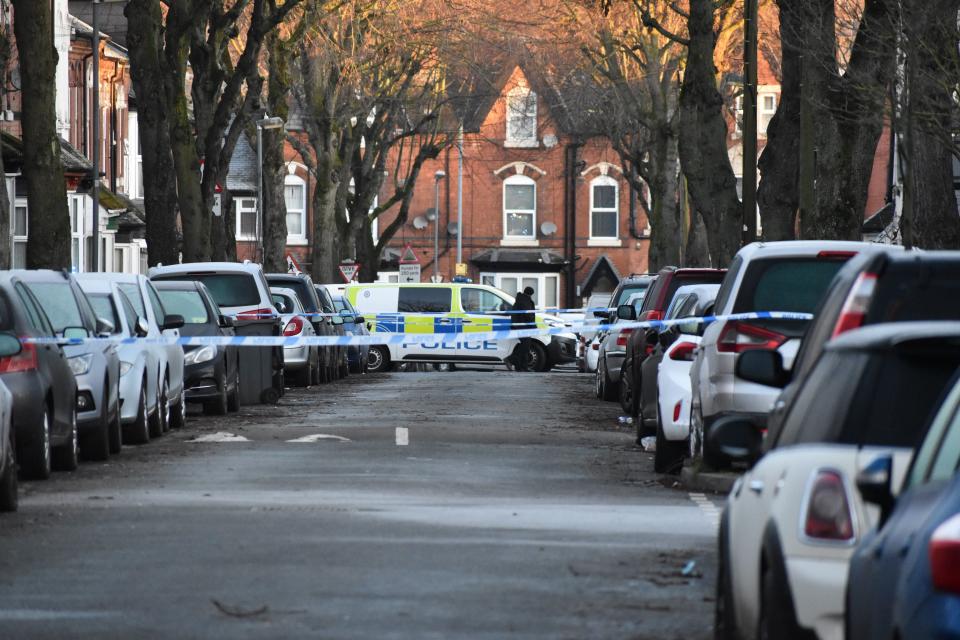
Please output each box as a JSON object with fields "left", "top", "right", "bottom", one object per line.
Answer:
{"left": 24, "top": 311, "right": 814, "bottom": 348}
{"left": 235, "top": 307, "right": 615, "bottom": 319}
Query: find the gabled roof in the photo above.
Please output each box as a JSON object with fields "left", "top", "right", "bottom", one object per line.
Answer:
{"left": 226, "top": 133, "right": 258, "bottom": 193}
{"left": 2, "top": 132, "right": 92, "bottom": 175}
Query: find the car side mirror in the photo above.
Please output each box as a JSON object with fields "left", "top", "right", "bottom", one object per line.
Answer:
{"left": 95, "top": 317, "right": 114, "bottom": 337}
{"left": 857, "top": 455, "right": 895, "bottom": 524}
{"left": 617, "top": 305, "right": 636, "bottom": 321}
{"left": 354, "top": 316, "right": 365, "bottom": 324}
{"left": 736, "top": 350, "right": 790, "bottom": 388}
{"left": 706, "top": 416, "right": 763, "bottom": 466}
{"left": 62, "top": 326, "right": 90, "bottom": 341}
{"left": 593, "top": 309, "right": 611, "bottom": 320}
{"left": 0, "top": 333, "right": 22, "bottom": 358}
{"left": 219, "top": 315, "right": 235, "bottom": 329}
{"left": 162, "top": 314, "right": 185, "bottom": 330}
{"left": 331, "top": 315, "right": 344, "bottom": 326}
{"left": 135, "top": 317, "right": 149, "bottom": 338}
{"left": 274, "top": 301, "right": 286, "bottom": 313}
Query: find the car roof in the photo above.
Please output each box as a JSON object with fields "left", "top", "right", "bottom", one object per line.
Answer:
{"left": 270, "top": 287, "right": 299, "bottom": 298}
{"left": 75, "top": 278, "right": 114, "bottom": 294}
{"left": 8, "top": 269, "right": 74, "bottom": 283}
{"left": 735, "top": 240, "right": 884, "bottom": 260}
{"left": 150, "top": 261, "right": 264, "bottom": 275}
{"left": 266, "top": 272, "right": 311, "bottom": 281}
{"left": 75, "top": 272, "right": 143, "bottom": 284}
{"left": 826, "top": 321, "right": 960, "bottom": 352}
{"left": 673, "top": 283, "right": 721, "bottom": 298}
{"left": 152, "top": 280, "right": 202, "bottom": 291}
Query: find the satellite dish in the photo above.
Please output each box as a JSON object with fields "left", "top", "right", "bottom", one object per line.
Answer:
{"left": 447, "top": 222, "right": 459, "bottom": 236}
{"left": 543, "top": 134, "right": 558, "bottom": 149}
{"left": 412, "top": 216, "right": 428, "bottom": 230}
{"left": 541, "top": 221, "right": 558, "bottom": 236}
{"left": 425, "top": 207, "right": 438, "bottom": 222}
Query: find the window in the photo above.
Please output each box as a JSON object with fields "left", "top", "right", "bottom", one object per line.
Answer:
{"left": 284, "top": 175, "right": 307, "bottom": 242}
{"left": 119, "top": 283, "right": 146, "bottom": 317}
{"left": 377, "top": 271, "right": 399, "bottom": 283}
{"left": 461, "top": 288, "right": 510, "bottom": 314}
{"left": 114, "top": 247, "right": 124, "bottom": 273}
{"left": 15, "top": 284, "right": 53, "bottom": 336}
{"left": 398, "top": 287, "right": 451, "bottom": 313}
{"left": 12, "top": 201, "right": 27, "bottom": 268}
{"left": 145, "top": 282, "right": 168, "bottom": 323}
{"left": 733, "top": 258, "right": 848, "bottom": 314}
{"left": 88, "top": 294, "right": 122, "bottom": 335}
{"left": 503, "top": 175, "right": 536, "bottom": 239}
{"left": 235, "top": 197, "right": 258, "bottom": 241}
{"left": 760, "top": 93, "right": 777, "bottom": 136}
{"left": 157, "top": 290, "right": 211, "bottom": 325}
{"left": 590, "top": 176, "right": 619, "bottom": 239}
{"left": 70, "top": 196, "right": 84, "bottom": 271}
{"left": 505, "top": 85, "right": 537, "bottom": 146}
{"left": 25, "top": 282, "right": 85, "bottom": 334}
{"left": 152, "top": 273, "right": 260, "bottom": 309}
{"left": 480, "top": 273, "right": 559, "bottom": 310}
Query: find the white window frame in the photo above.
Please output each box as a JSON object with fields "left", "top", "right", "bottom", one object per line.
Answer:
{"left": 480, "top": 272, "right": 560, "bottom": 310}
{"left": 505, "top": 85, "right": 538, "bottom": 148}
{"left": 502, "top": 174, "right": 537, "bottom": 246}
{"left": 284, "top": 174, "right": 307, "bottom": 244}
{"left": 759, "top": 92, "right": 778, "bottom": 137}
{"left": 12, "top": 198, "right": 27, "bottom": 269}
{"left": 235, "top": 197, "right": 258, "bottom": 241}
{"left": 588, "top": 175, "right": 621, "bottom": 246}
{"left": 69, "top": 194, "right": 85, "bottom": 271}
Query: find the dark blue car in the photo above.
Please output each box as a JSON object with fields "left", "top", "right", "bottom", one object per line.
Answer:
{"left": 846, "top": 371, "right": 960, "bottom": 639}
{"left": 330, "top": 293, "right": 369, "bottom": 374}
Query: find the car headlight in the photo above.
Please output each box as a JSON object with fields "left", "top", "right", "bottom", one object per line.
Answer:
{"left": 120, "top": 361, "right": 134, "bottom": 376}
{"left": 68, "top": 353, "right": 94, "bottom": 376}
{"left": 184, "top": 345, "right": 217, "bottom": 366}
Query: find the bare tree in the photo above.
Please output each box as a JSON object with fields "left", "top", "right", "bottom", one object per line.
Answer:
{"left": 0, "top": 0, "right": 11, "bottom": 269}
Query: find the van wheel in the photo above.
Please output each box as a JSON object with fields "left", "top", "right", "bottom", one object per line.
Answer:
{"left": 529, "top": 341, "right": 548, "bottom": 372}
{"left": 367, "top": 346, "right": 390, "bottom": 373}
{"left": 0, "top": 432, "right": 18, "bottom": 512}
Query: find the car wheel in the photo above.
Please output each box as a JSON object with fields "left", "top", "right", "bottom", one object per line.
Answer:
{"left": 169, "top": 385, "right": 186, "bottom": 430}
{"left": 51, "top": 407, "right": 79, "bottom": 472}
{"left": 108, "top": 398, "right": 122, "bottom": 455}
{"left": 124, "top": 383, "right": 150, "bottom": 445}
{"left": 204, "top": 371, "right": 229, "bottom": 415}
{"left": 367, "top": 346, "right": 390, "bottom": 373}
{"left": 149, "top": 378, "right": 168, "bottom": 437}
{"left": 527, "top": 341, "right": 548, "bottom": 372}
{"left": 0, "top": 432, "right": 18, "bottom": 512}
{"left": 715, "top": 513, "right": 738, "bottom": 640}
{"left": 80, "top": 387, "right": 111, "bottom": 462}
{"left": 619, "top": 367, "right": 634, "bottom": 414}
{"left": 595, "top": 362, "right": 604, "bottom": 399}
{"left": 599, "top": 359, "right": 618, "bottom": 402}
{"left": 228, "top": 363, "right": 241, "bottom": 412}
{"left": 654, "top": 409, "right": 686, "bottom": 475}
{"left": 20, "top": 403, "right": 52, "bottom": 480}
{"left": 758, "top": 562, "right": 805, "bottom": 640}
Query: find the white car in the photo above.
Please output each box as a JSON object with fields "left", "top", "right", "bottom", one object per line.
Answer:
{"left": 79, "top": 273, "right": 186, "bottom": 434}
{"left": 270, "top": 287, "right": 319, "bottom": 387}
{"left": 77, "top": 277, "right": 163, "bottom": 444}
{"left": 149, "top": 261, "right": 278, "bottom": 320}
{"left": 714, "top": 322, "right": 960, "bottom": 640}
{"left": 690, "top": 240, "right": 874, "bottom": 464}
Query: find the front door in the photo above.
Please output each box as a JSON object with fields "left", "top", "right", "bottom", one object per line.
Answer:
{"left": 458, "top": 286, "right": 515, "bottom": 362}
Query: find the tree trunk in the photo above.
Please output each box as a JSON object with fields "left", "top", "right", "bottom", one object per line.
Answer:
{"left": 645, "top": 130, "right": 682, "bottom": 270}
{"left": 677, "top": 0, "right": 742, "bottom": 267}
{"left": 261, "top": 31, "right": 291, "bottom": 274}
{"left": 684, "top": 209, "right": 710, "bottom": 267}
{"left": 125, "top": 0, "right": 180, "bottom": 267}
{"left": 12, "top": 0, "right": 70, "bottom": 269}
{"left": 0, "top": 21, "right": 11, "bottom": 270}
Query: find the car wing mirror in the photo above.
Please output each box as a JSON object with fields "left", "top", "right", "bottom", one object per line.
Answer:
{"left": 616, "top": 304, "right": 636, "bottom": 321}
{"left": 593, "top": 309, "right": 610, "bottom": 320}
{"left": 62, "top": 326, "right": 90, "bottom": 341}
{"left": 354, "top": 316, "right": 366, "bottom": 324}
{"left": 736, "top": 349, "right": 790, "bottom": 388}
{"left": 0, "top": 333, "right": 22, "bottom": 357}
{"left": 95, "top": 317, "right": 115, "bottom": 337}
{"left": 162, "top": 314, "right": 185, "bottom": 331}
{"left": 706, "top": 416, "right": 763, "bottom": 466}
{"left": 856, "top": 455, "right": 895, "bottom": 524}
{"left": 219, "top": 315, "right": 235, "bottom": 329}
{"left": 135, "top": 316, "right": 150, "bottom": 337}
{"left": 331, "top": 315, "right": 344, "bottom": 326}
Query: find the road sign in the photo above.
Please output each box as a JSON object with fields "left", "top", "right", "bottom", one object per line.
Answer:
{"left": 339, "top": 262, "right": 360, "bottom": 283}
{"left": 399, "top": 244, "right": 419, "bottom": 264}
{"left": 455, "top": 262, "right": 468, "bottom": 277}
{"left": 399, "top": 263, "right": 421, "bottom": 283}
{"left": 430, "top": 275, "right": 444, "bottom": 283}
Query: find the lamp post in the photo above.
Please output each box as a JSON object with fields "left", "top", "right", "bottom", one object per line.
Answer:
{"left": 433, "top": 169, "right": 446, "bottom": 280}
{"left": 256, "top": 116, "right": 285, "bottom": 262}
{"left": 456, "top": 125, "right": 464, "bottom": 267}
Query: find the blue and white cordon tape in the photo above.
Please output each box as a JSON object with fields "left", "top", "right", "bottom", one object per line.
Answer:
{"left": 24, "top": 311, "right": 813, "bottom": 348}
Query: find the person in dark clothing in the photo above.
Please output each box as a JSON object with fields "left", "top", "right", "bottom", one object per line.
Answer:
{"left": 510, "top": 286, "right": 537, "bottom": 372}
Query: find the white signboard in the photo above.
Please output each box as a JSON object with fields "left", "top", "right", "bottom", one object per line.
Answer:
{"left": 399, "top": 263, "right": 421, "bottom": 283}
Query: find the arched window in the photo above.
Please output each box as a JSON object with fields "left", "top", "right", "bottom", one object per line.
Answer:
{"left": 590, "top": 175, "right": 619, "bottom": 240}
{"left": 505, "top": 85, "right": 537, "bottom": 147}
{"left": 284, "top": 174, "right": 307, "bottom": 243}
{"left": 503, "top": 174, "right": 536, "bottom": 240}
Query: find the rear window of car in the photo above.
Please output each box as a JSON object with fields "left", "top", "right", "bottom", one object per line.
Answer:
{"left": 268, "top": 279, "right": 318, "bottom": 312}
{"left": 733, "top": 258, "right": 848, "bottom": 313}
{"left": 613, "top": 283, "right": 649, "bottom": 307}
{"left": 398, "top": 287, "right": 451, "bottom": 313}
{"left": 866, "top": 263, "right": 960, "bottom": 323}
{"left": 88, "top": 294, "right": 122, "bottom": 334}
{"left": 25, "top": 282, "right": 84, "bottom": 334}
{"left": 154, "top": 273, "right": 260, "bottom": 308}
{"left": 158, "top": 290, "right": 210, "bottom": 325}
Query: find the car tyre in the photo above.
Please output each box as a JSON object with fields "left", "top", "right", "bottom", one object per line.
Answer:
{"left": 757, "top": 562, "right": 806, "bottom": 640}
{"left": 169, "top": 385, "right": 186, "bottom": 429}
{"left": 205, "top": 371, "right": 229, "bottom": 415}
{"left": 51, "top": 407, "right": 79, "bottom": 472}
{"left": 80, "top": 388, "right": 111, "bottom": 462}
{"left": 654, "top": 407, "right": 687, "bottom": 475}
{"left": 619, "top": 366, "right": 634, "bottom": 414}
{"left": 598, "top": 358, "right": 618, "bottom": 401}
{"left": 149, "top": 378, "right": 168, "bottom": 437}
{"left": 715, "top": 512, "right": 738, "bottom": 640}
{"left": 227, "top": 363, "right": 241, "bottom": 412}
{"left": 367, "top": 346, "right": 390, "bottom": 373}
{"left": 108, "top": 399, "right": 122, "bottom": 455}
{"left": 0, "top": 432, "right": 18, "bottom": 512}
{"left": 125, "top": 384, "right": 150, "bottom": 445}
{"left": 20, "top": 403, "right": 53, "bottom": 480}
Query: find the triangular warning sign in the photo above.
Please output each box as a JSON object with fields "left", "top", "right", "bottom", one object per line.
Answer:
{"left": 338, "top": 263, "right": 360, "bottom": 283}
{"left": 399, "top": 244, "right": 419, "bottom": 264}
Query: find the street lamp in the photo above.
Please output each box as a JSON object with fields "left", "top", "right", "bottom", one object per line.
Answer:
{"left": 256, "top": 116, "right": 285, "bottom": 261}
{"left": 433, "top": 169, "right": 446, "bottom": 280}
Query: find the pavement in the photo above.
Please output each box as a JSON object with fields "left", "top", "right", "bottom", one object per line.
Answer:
{"left": 0, "top": 369, "right": 720, "bottom": 639}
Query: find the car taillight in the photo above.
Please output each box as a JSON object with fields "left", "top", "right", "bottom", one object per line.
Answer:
{"left": 283, "top": 317, "right": 305, "bottom": 336}
{"left": 717, "top": 321, "right": 787, "bottom": 353}
{"left": 616, "top": 328, "right": 634, "bottom": 347}
{"left": 669, "top": 341, "right": 698, "bottom": 361}
{"left": 646, "top": 310, "right": 664, "bottom": 322}
{"left": 930, "top": 514, "right": 960, "bottom": 594}
{"left": 803, "top": 470, "right": 854, "bottom": 541}
{"left": 591, "top": 342, "right": 600, "bottom": 351}
{"left": 672, "top": 400, "right": 682, "bottom": 422}
{"left": 0, "top": 340, "right": 37, "bottom": 373}
{"left": 237, "top": 307, "right": 275, "bottom": 320}
{"left": 817, "top": 250, "right": 858, "bottom": 259}
{"left": 831, "top": 272, "right": 878, "bottom": 338}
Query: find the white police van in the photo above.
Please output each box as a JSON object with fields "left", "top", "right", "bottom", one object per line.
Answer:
{"left": 344, "top": 283, "right": 577, "bottom": 372}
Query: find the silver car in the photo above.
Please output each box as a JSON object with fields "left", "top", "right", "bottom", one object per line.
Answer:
{"left": 270, "top": 287, "right": 319, "bottom": 387}
{"left": 594, "top": 292, "right": 646, "bottom": 402}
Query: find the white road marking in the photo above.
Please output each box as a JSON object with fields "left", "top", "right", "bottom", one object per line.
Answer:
{"left": 395, "top": 427, "right": 409, "bottom": 446}
{"left": 286, "top": 434, "right": 351, "bottom": 443}
{"left": 188, "top": 431, "right": 250, "bottom": 443}
{"left": 689, "top": 492, "right": 722, "bottom": 528}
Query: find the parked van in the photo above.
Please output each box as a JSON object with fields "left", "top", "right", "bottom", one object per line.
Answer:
{"left": 344, "top": 283, "right": 577, "bottom": 373}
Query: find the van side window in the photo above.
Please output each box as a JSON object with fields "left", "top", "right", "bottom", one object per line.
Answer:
{"left": 461, "top": 288, "right": 508, "bottom": 314}
{"left": 398, "top": 288, "right": 451, "bottom": 313}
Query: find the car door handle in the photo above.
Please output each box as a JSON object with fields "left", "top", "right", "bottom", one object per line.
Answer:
{"left": 749, "top": 480, "right": 764, "bottom": 495}
{"left": 437, "top": 318, "right": 453, "bottom": 324}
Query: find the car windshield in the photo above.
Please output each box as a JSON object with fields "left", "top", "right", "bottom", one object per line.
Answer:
{"left": 613, "top": 284, "right": 648, "bottom": 307}
{"left": 272, "top": 293, "right": 298, "bottom": 314}
{"left": 88, "top": 294, "right": 122, "bottom": 335}
{"left": 26, "top": 282, "right": 83, "bottom": 334}
{"left": 158, "top": 290, "right": 210, "bottom": 325}
{"left": 332, "top": 297, "right": 349, "bottom": 313}
{"left": 118, "top": 283, "right": 146, "bottom": 317}
{"left": 268, "top": 279, "right": 317, "bottom": 312}
{"left": 153, "top": 273, "right": 260, "bottom": 308}
{"left": 734, "top": 258, "right": 848, "bottom": 313}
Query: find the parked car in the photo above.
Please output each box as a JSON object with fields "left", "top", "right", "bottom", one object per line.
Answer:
{"left": 0, "top": 274, "right": 78, "bottom": 479}
{"left": 712, "top": 322, "right": 960, "bottom": 640}
{"left": 583, "top": 334, "right": 601, "bottom": 374}
{"left": 621, "top": 267, "right": 727, "bottom": 438}
{"left": 155, "top": 281, "right": 240, "bottom": 415}
{"left": 647, "top": 284, "right": 719, "bottom": 473}
{"left": 0, "top": 361, "right": 17, "bottom": 510}
{"left": 267, "top": 272, "right": 334, "bottom": 384}
{"left": 765, "top": 248, "right": 960, "bottom": 440}
{"left": 84, "top": 273, "right": 186, "bottom": 434}
{"left": 314, "top": 284, "right": 350, "bottom": 380}
{"left": 20, "top": 270, "right": 122, "bottom": 461}
{"left": 846, "top": 369, "right": 960, "bottom": 640}
{"left": 689, "top": 241, "right": 868, "bottom": 463}
{"left": 595, "top": 291, "right": 648, "bottom": 402}
{"left": 77, "top": 277, "right": 160, "bottom": 444}
{"left": 270, "top": 287, "right": 320, "bottom": 387}
{"left": 326, "top": 289, "right": 370, "bottom": 374}
{"left": 151, "top": 262, "right": 277, "bottom": 320}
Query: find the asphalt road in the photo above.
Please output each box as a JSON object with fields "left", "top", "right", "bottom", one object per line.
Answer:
{"left": 0, "top": 369, "right": 719, "bottom": 639}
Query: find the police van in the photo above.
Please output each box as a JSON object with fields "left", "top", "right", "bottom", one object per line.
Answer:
{"left": 344, "top": 283, "right": 577, "bottom": 372}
